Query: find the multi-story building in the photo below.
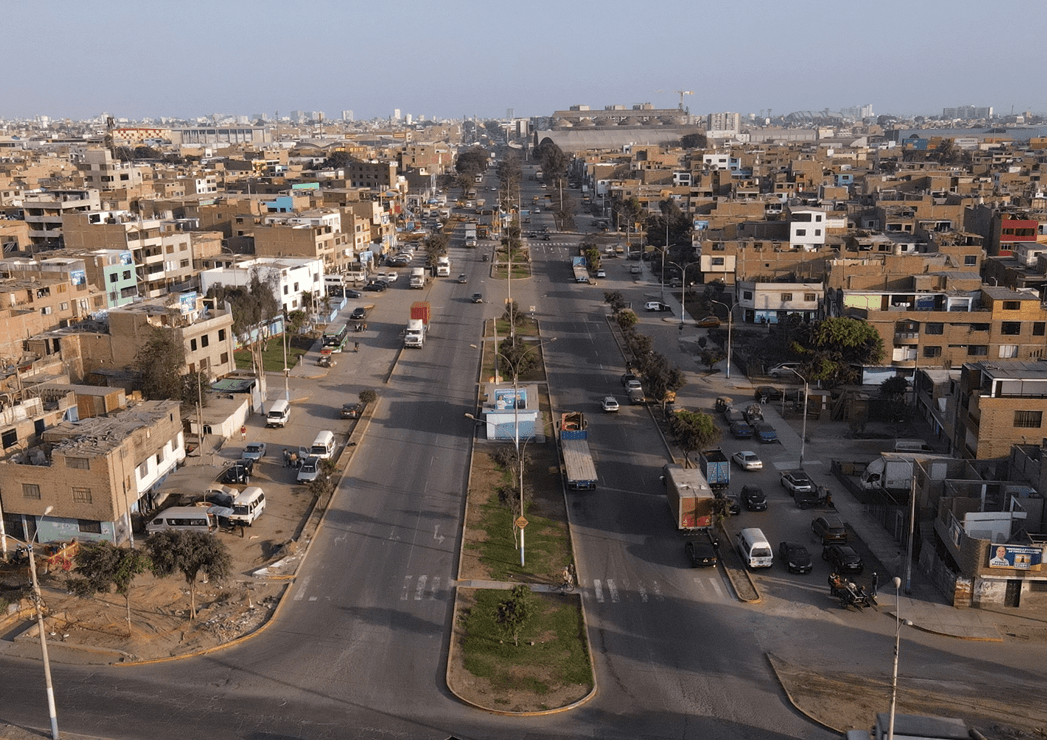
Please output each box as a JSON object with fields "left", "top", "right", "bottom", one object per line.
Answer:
{"left": 953, "top": 361, "right": 1047, "bottom": 460}
{"left": 344, "top": 159, "right": 398, "bottom": 190}
{"left": 21, "top": 189, "right": 101, "bottom": 248}
{"left": 199, "top": 257, "right": 325, "bottom": 315}
{"left": 736, "top": 280, "right": 823, "bottom": 324}
{"left": 0, "top": 400, "right": 183, "bottom": 546}
{"left": 77, "top": 149, "right": 148, "bottom": 191}
{"left": 253, "top": 211, "right": 351, "bottom": 272}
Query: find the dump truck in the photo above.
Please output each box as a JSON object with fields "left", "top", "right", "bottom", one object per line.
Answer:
{"left": 558, "top": 412, "right": 597, "bottom": 491}
{"left": 404, "top": 301, "right": 431, "bottom": 348}
{"left": 662, "top": 463, "right": 716, "bottom": 530}
{"left": 698, "top": 449, "right": 730, "bottom": 491}
{"left": 410, "top": 267, "right": 426, "bottom": 289}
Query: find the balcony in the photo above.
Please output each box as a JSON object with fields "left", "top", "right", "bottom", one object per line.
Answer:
{"left": 894, "top": 332, "right": 919, "bottom": 343}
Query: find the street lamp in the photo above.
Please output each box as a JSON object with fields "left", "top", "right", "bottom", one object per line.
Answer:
{"left": 14, "top": 506, "right": 60, "bottom": 740}
{"left": 785, "top": 367, "right": 810, "bottom": 469}
{"left": 668, "top": 261, "right": 702, "bottom": 329}
{"left": 706, "top": 296, "right": 734, "bottom": 380}
{"left": 887, "top": 576, "right": 910, "bottom": 740}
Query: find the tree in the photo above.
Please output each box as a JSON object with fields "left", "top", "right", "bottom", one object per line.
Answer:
{"left": 535, "top": 139, "right": 569, "bottom": 184}
{"left": 604, "top": 291, "right": 628, "bottom": 313}
{"left": 793, "top": 317, "right": 885, "bottom": 388}
{"left": 320, "top": 151, "right": 357, "bottom": 170}
{"left": 880, "top": 375, "right": 908, "bottom": 400}
{"left": 133, "top": 328, "right": 186, "bottom": 401}
{"left": 307, "top": 458, "right": 339, "bottom": 500}
{"left": 146, "top": 530, "right": 231, "bottom": 620}
{"left": 668, "top": 410, "right": 721, "bottom": 463}
{"left": 498, "top": 335, "right": 538, "bottom": 380}
{"left": 359, "top": 389, "right": 377, "bottom": 405}
{"left": 616, "top": 309, "right": 638, "bottom": 330}
{"left": 455, "top": 147, "right": 488, "bottom": 178}
{"left": 501, "top": 299, "right": 526, "bottom": 329}
{"left": 425, "top": 232, "right": 449, "bottom": 265}
{"left": 285, "top": 309, "right": 308, "bottom": 336}
{"left": 180, "top": 370, "right": 210, "bottom": 415}
{"left": 680, "top": 133, "right": 708, "bottom": 149}
{"left": 69, "top": 542, "right": 151, "bottom": 635}
{"left": 699, "top": 347, "right": 727, "bottom": 372}
{"left": 646, "top": 199, "right": 692, "bottom": 248}
{"left": 495, "top": 584, "right": 536, "bottom": 647}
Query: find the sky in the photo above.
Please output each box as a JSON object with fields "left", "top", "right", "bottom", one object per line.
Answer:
{"left": 3, "top": 0, "right": 1044, "bottom": 123}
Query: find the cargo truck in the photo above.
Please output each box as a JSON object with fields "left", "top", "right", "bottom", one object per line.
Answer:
{"left": 662, "top": 463, "right": 716, "bottom": 530}
{"left": 698, "top": 449, "right": 730, "bottom": 491}
{"left": 410, "top": 267, "right": 426, "bottom": 289}
{"left": 571, "top": 256, "right": 590, "bottom": 283}
{"left": 404, "top": 301, "right": 431, "bottom": 348}
{"left": 436, "top": 255, "right": 451, "bottom": 276}
{"left": 558, "top": 412, "right": 597, "bottom": 490}
{"left": 464, "top": 226, "right": 477, "bottom": 247}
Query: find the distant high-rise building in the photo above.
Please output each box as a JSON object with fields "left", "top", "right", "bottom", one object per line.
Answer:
{"left": 405, "top": 114, "right": 413, "bottom": 125}
{"left": 342, "top": 110, "right": 353, "bottom": 121}
{"left": 706, "top": 112, "right": 740, "bottom": 133}
{"left": 393, "top": 109, "right": 401, "bottom": 120}
{"left": 506, "top": 108, "right": 514, "bottom": 119}
{"left": 942, "top": 105, "right": 993, "bottom": 120}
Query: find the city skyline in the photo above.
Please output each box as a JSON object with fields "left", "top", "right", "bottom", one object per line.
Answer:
{"left": 2, "top": 0, "right": 1043, "bottom": 123}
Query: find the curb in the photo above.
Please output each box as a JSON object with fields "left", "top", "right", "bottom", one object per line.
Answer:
{"left": 765, "top": 653, "right": 841, "bottom": 733}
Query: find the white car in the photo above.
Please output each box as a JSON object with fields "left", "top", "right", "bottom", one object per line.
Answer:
{"left": 602, "top": 396, "right": 620, "bottom": 412}
{"left": 768, "top": 362, "right": 800, "bottom": 379}
{"left": 731, "top": 451, "right": 763, "bottom": 471}
{"left": 297, "top": 456, "right": 322, "bottom": 483}
{"left": 379, "top": 271, "right": 398, "bottom": 283}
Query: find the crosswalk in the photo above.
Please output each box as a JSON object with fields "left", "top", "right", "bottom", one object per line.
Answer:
{"left": 400, "top": 574, "right": 444, "bottom": 601}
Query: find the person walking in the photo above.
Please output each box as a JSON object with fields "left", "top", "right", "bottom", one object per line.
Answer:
{"left": 240, "top": 425, "right": 247, "bottom": 441}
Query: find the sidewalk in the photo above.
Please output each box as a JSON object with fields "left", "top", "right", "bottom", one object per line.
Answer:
{"left": 635, "top": 269, "right": 1002, "bottom": 642}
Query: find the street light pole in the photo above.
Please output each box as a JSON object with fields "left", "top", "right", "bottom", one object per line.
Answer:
{"left": 787, "top": 367, "right": 810, "bottom": 469}
{"left": 20, "top": 506, "right": 59, "bottom": 740}
{"left": 888, "top": 576, "right": 904, "bottom": 740}
{"left": 707, "top": 297, "right": 734, "bottom": 380}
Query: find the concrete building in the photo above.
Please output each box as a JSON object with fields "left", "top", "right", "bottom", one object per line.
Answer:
{"left": 77, "top": 149, "right": 148, "bottom": 191}
{"left": 253, "top": 211, "right": 351, "bottom": 272}
{"left": 736, "top": 280, "right": 823, "bottom": 324}
{"left": 199, "top": 257, "right": 325, "bottom": 315}
{"left": 0, "top": 400, "right": 184, "bottom": 546}
{"left": 21, "top": 189, "right": 102, "bottom": 248}
{"left": 953, "top": 361, "right": 1047, "bottom": 461}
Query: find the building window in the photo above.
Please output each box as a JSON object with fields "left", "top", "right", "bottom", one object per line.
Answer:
{"left": 60, "top": 302, "right": 69, "bottom": 311}
{"left": 711, "top": 257, "right": 725, "bottom": 266}
{"left": 1001, "top": 322, "right": 1021, "bottom": 335}
{"left": 109, "top": 273, "right": 119, "bottom": 283}
{"left": 1003, "top": 301, "right": 1021, "bottom": 310}
{"left": 804, "top": 293, "right": 816, "bottom": 302}
{"left": 743, "top": 291, "right": 753, "bottom": 300}
{"left": 923, "top": 346, "right": 942, "bottom": 358}
{"left": 781, "top": 293, "right": 793, "bottom": 302}
{"left": 77, "top": 520, "right": 102, "bottom": 534}
{"left": 71, "top": 487, "right": 93, "bottom": 504}
{"left": 137, "top": 461, "right": 149, "bottom": 478}
{"left": 123, "top": 270, "right": 131, "bottom": 280}
{"left": 1014, "top": 411, "right": 1043, "bottom": 429}
{"left": 283, "top": 285, "right": 289, "bottom": 295}
{"left": 201, "top": 334, "right": 209, "bottom": 348}
{"left": 968, "top": 345, "right": 988, "bottom": 356}
{"left": 2, "top": 429, "right": 17, "bottom": 448}
{"left": 999, "top": 345, "right": 1018, "bottom": 358}
{"left": 925, "top": 323, "right": 944, "bottom": 335}
{"left": 964, "top": 255, "right": 978, "bottom": 266}
{"left": 814, "top": 229, "right": 822, "bottom": 236}
{"left": 218, "top": 329, "right": 226, "bottom": 341}
{"left": 65, "top": 457, "right": 90, "bottom": 470}
{"left": 1034, "top": 322, "right": 1046, "bottom": 336}
{"left": 220, "top": 352, "right": 229, "bottom": 365}
{"left": 22, "top": 483, "right": 41, "bottom": 499}
{"left": 795, "top": 229, "right": 806, "bottom": 236}
{"left": 971, "top": 323, "right": 990, "bottom": 332}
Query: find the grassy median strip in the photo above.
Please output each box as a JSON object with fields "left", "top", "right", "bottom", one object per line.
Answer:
{"left": 461, "top": 589, "right": 591, "bottom": 703}
{"left": 469, "top": 482, "right": 566, "bottom": 582}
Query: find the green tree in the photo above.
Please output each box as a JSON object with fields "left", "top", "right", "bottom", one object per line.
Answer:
{"left": 495, "top": 584, "right": 537, "bottom": 647}
{"left": 180, "top": 370, "right": 210, "bottom": 415}
{"left": 793, "top": 317, "right": 885, "bottom": 387}
{"left": 604, "top": 291, "right": 628, "bottom": 313}
{"left": 69, "top": 542, "right": 151, "bottom": 634}
{"left": 285, "top": 309, "right": 308, "bottom": 336}
{"left": 359, "top": 389, "right": 377, "bottom": 405}
{"left": 646, "top": 199, "right": 692, "bottom": 248}
{"left": 146, "top": 530, "right": 231, "bottom": 620}
{"left": 501, "top": 299, "right": 526, "bottom": 329}
{"left": 668, "top": 410, "right": 721, "bottom": 463}
{"left": 498, "top": 335, "right": 538, "bottom": 380}
{"left": 307, "top": 458, "right": 339, "bottom": 500}
{"left": 133, "top": 328, "right": 186, "bottom": 401}
{"left": 699, "top": 347, "right": 727, "bottom": 372}
{"left": 616, "top": 309, "right": 638, "bottom": 331}
{"left": 680, "top": 133, "right": 708, "bottom": 149}
{"left": 536, "top": 139, "right": 569, "bottom": 184}
{"left": 455, "top": 147, "right": 488, "bottom": 178}
{"left": 425, "top": 232, "right": 449, "bottom": 264}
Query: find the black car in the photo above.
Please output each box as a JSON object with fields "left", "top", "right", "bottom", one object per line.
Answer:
{"left": 684, "top": 537, "right": 719, "bottom": 568}
{"left": 754, "top": 386, "right": 783, "bottom": 402}
{"left": 823, "top": 544, "right": 864, "bottom": 574}
{"left": 341, "top": 402, "right": 363, "bottom": 419}
{"left": 218, "top": 460, "right": 253, "bottom": 485}
{"left": 350, "top": 307, "right": 367, "bottom": 321}
{"left": 778, "top": 542, "right": 813, "bottom": 574}
{"left": 363, "top": 281, "right": 387, "bottom": 292}
{"left": 714, "top": 492, "right": 741, "bottom": 516}
{"left": 471, "top": 293, "right": 484, "bottom": 303}
{"left": 741, "top": 485, "right": 768, "bottom": 511}
{"left": 345, "top": 289, "right": 363, "bottom": 299}
{"left": 812, "top": 515, "right": 848, "bottom": 545}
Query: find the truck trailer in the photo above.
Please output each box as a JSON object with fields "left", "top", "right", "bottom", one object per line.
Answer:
{"left": 558, "top": 412, "right": 597, "bottom": 490}
{"left": 404, "top": 301, "right": 431, "bottom": 348}
{"left": 698, "top": 449, "right": 730, "bottom": 491}
{"left": 662, "top": 463, "right": 716, "bottom": 530}
{"left": 410, "top": 267, "right": 426, "bottom": 289}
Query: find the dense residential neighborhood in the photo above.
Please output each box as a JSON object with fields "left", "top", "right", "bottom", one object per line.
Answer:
{"left": 2, "top": 100, "right": 1047, "bottom": 739}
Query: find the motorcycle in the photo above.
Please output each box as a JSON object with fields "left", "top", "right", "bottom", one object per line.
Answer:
{"left": 828, "top": 573, "right": 874, "bottom": 610}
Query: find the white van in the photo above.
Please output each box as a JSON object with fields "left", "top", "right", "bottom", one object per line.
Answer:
{"left": 146, "top": 506, "right": 218, "bottom": 535}
{"left": 310, "top": 430, "right": 336, "bottom": 460}
{"left": 266, "top": 399, "right": 290, "bottom": 428}
{"left": 737, "top": 528, "right": 774, "bottom": 569}
{"left": 894, "top": 439, "right": 933, "bottom": 453}
{"left": 229, "top": 486, "right": 266, "bottom": 526}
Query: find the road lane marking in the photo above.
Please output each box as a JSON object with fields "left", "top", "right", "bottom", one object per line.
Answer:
{"left": 651, "top": 581, "right": 664, "bottom": 601}
{"left": 638, "top": 582, "right": 648, "bottom": 602}
{"left": 593, "top": 579, "right": 604, "bottom": 603}
{"left": 433, "top": 525, "right": 444, "bottom": 545}
{"left": 401, "top": 575, "right": 412, "bottom": 600}
{"left": 415, "top": 574, "right": 428, "bottom": 600}
{"left": 607, "top": 579, "right": 620, "bottom": 603}
{"left": 429, "top": 576, "right": 440, "bottom": 599}
{"left": 293, "top": 576, "right": 311, "bottom": 601}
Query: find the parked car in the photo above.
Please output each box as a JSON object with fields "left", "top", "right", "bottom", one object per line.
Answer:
{"left": 695, "top": 316, "right": 720, "bottom": 328}
{"left": 629, "top": 265, "right": 642, "bottom": 274}
{"left": 778, "top": 542, "right": 813, "bottom": 574}
{"left": 218, "top": 461, "right": 253, "bottom": 485}
{"left": 341, "top": 402, "right": 363, "bottom": 419}
{"left": 644, "top": 301, "right": 672, "bottom": 312}
{"left": 684, "top": 537, "right": 719, "bottom": 568}
{"left": 822, "top": 544, "right": 864, "bottom": 574}
{"left": 204, "top": 484, "right": 237, "bottom": 508}
{"left": 351, "top": 307, "right": 367, "bottom": 321}
{"left": 297, "top": 456, "right": 322, "bottom": 484}
{"left": 345, "top": 289, "right": 363, "bottom": 299}
{"left": 363, "top": 281, "right": 387, "bottom": 292}
{"left": 730, "top": 420, "right": 754, "bottom": 439}
{"left": 542, "top": 234, "right": 551, "bottom": 241}
{"left": 741, "top": 485, "right": 768, "bottom": 511}
{"left": 379, "top": 271, "right": 398, "bottom": 283}
{"left": 731, "top": 451, "right": 763, "bottom": 470}
{"left": 602, "top": 396, "right": 620, "bottom": 412}
{"left": 621, "top": 373, "right": 641, "bottom": 389}
{"left": 780, "top": 470, "right": 815, "bottom": 495}
{"left": 471, "top": 293, "right": 484, "bottom": 303}
{"left": 812, "top": 515, "right": 848, "bottom": 545}
{"left": 241, "top": 442, "right": 266, "bottom": 461}
{"left": 755, "top": 422, "right": 778, "bottom": 444}
{"left": 767, "top": 362, "right": 801, "bottom": 379}
{"left": 754, "top": 386, "right": 783, "bottom": 402}
{"left": 595, "top": 269, "right": 606, "bottom": 278}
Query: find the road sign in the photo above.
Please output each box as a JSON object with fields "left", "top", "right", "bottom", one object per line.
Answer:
{"left": 515, "top": 516, "right": 528, "bottom": 529}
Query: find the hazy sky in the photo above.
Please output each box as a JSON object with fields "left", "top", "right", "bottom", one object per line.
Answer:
{"left": 3, "top": 0, "right": 1043, "bottom": 122}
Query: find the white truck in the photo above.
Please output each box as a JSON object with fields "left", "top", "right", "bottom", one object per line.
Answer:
{"left": 410, "top": 267, "right": 427, "bottom": 289}
{"left": 403, "top": 301, "right": 431, "bottom": 348}
{"left": 464, "top": 226, "right": 477, "bottom": 247}
{"left": 436, "top": 255, "right": 451, "bottom": 276}
{"left": 859, "top": 451, "right": 951, "bottom": 495}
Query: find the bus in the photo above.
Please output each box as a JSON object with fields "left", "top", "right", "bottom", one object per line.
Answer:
{"left": 322, "top": 323, "right": 350, "bottom": 353}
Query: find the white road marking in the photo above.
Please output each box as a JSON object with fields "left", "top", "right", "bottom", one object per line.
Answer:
{"left": 415, "top": 574, "right": 428, "bottom": 600}
{"left": 429, "top": 576, "right": 440, "bottom": 599}
{"left": 638, "top": 582, "right": 648, "bottom": 602}
{"left": 607, "top": 579, "right": 620, "bottom": 603}
{"left": 593, "top": 579, "right": 605, "bottom": 603}
{"left": 433, "top": 525, "right": 444, "bottom": 545}
{"left": 401, "top": 575, "right": 412, "bottom": 600}
{"left": 294, "top": 576, "right": 311, "bottom": 601}
{"left": 651, "top": 581, "right": 665, "bottom": 601}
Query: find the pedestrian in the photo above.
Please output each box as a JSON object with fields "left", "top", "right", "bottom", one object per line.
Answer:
{"left": 354, "top": 341, "right": 360, "bottom": 353}
{"left": 240, "top": 425, "right": 247, "bottom": 441}
{"left": 283, "top": 448, "right": 290, "bottom": 467}
{"left": 871, "top": 571, "right": 879, "bottom": 598}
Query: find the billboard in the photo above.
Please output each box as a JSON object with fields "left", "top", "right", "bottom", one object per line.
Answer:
{"left": 988, "top": 543, "right": 1044, "bottom": 570}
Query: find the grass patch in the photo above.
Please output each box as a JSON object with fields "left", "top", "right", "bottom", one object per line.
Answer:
{"left": 461, "top": 589, "right": 592, "bottom": 692}
{"left": 234, "top": 335, "right": 310, "bottom": 371}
